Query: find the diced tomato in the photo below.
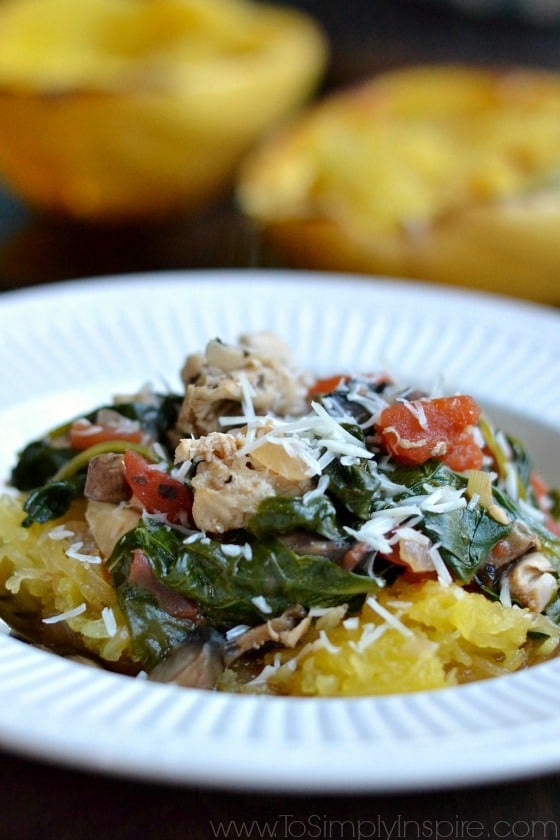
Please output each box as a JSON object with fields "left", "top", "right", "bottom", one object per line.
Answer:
{"left": 307, "top": 372, "right": 392, "bottom": 397}
{"left": 377, "top": 395, "right": 484, "bottom": 471}
{"left": 307, "top": 375, "right": 349, "bottom": 397}
{"left": 442, "top": 428, "right": 484, "bottom": 472}
{"left": 123, "top": 450, "right": 193, "bottom": 526}
{"left": 69, "top": 417, "right": 146, "bottom": 450}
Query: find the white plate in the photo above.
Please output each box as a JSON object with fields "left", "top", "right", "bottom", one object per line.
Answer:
{"left": 1, "top": 269, "right": 560, "bottom": 793}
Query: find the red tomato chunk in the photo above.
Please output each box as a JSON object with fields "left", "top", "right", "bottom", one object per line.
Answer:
{"left": 377, "top": 395, "right": 484, "bottom": 471}
{"left": 123, "top": 450, "right": 193, "bottom": 526}
{"left": 69, "top": 417, "right": 146, "bottom": 450}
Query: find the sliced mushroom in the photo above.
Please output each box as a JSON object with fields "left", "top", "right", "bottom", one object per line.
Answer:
{"left": 478, "top": 520, "right": 538, "bottom": 589}
{"left": 508, "top": 552, "right": 558, "bottom": 613}
{"left": 84, "top": 453, "right": 131, "bottom": 504}
{"left": 148, "top": 629, "right": 225, "bottom": 689}
{"left": 224, "top": 605, "right": 309, "bottom": 665}
{"left": 487, "top": 521, "right": 538, "bottom": 570}
{"left": 340, "top": 541, "right": 374, "bottom": 572}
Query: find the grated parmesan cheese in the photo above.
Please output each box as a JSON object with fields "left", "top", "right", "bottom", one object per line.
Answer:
{"left": 342, "top": 616, "right": 360, "bottom": 630}
{"left": 101, "top": 606, "right": 118, "bottom": 637}
{"left": 43, "top": 603, "right": 87, "bottom": 624}
{"left": 317, "top": 629, "right": 341, "bottom": 654}
{"left": 349, "top": 621, "right": 388, "bottom": 652}
{"left": 65, "top": 541, "right": 102, "bottom": 565}
{"left": 225, "top": 394, "right": 374, "bottom": 480}
{"left": 221, "top": 543, "right": 244, "bottom": 557}
{"left": 365, "top": 596, "right": 414, "bottom": 637}
{"left": 251, "top": 595, "right": 273, "bottom": 614}
{"left": 48, "top": 524, "right": 75, "bottom": 541}
{"left": 428, "top": 543, "right": 452, "bottom": 587}
{"left": 302, "top": 474, "right": 330, "bottom": 505}
{"left": 398, "top": 397, "right": 428, "bottom": 429}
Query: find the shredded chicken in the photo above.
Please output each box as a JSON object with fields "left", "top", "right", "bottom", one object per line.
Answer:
{"left": 224, "top": 606, "right": 310, "bottom": 665}
{"left": 175, "top": 429, "right": 312, "bottom": 534}
{"left": 176, "top": 332, "right": 312, "bottom": 437}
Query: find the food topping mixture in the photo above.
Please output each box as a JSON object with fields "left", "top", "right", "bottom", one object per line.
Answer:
{"left": 1, "top": 332, "right": 559, "bottom": 696}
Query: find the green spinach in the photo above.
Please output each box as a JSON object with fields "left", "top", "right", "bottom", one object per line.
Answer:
{"left": 108, "top": 519, "right": 380, "bottom": 661}
{"left": 248, "top": 494, "right": 343, "bottom": 541}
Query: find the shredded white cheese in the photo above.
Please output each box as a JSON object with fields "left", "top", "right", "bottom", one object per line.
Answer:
{"left": 349, "top": 621, "right": 388, "bottom": 652}
{"left": 221, "top": 543, "right": 244, "bottom": 557}
{"left": 65, "top": 541, "right": 102, "bottom": 565}
{"left": 428, "top": 543, "right": 453, "bottom": 587}
{"left": 345, "top": 382, "right": 389, "bottom": 429}
{"left": 42, "top": 603, "right": 87, "bottom": 624}
{"left": 365, "top": 596, "right": 414, "bottom": 638}
{"left": 101, "top": 607, "right": 118, "bottom": 637}
{"left": 398, "top": 397, "right": 428, "bottom": 428}
{"left": 302, "top": 474, "right": 330, "bottom": 505}
{"left": 342, "top": 616, "right": 360, "bottom": 630}
{"left": 225, "top": 624, "right": 250, "bottom": 641}
{"left": 48, "top": 524, "right": 75, "bottom": 541}
{"left": 345, "top": 505, "right": 422, "bottom": 554}
{"left": 183, "top": 531, "right": 207, "bottom": 544}
{"left": 251, "top": 595, "right": 273, "bottom": 615}
{"left": 223, "top": 393, "right": 373, "bottom": 480}
{"left": 317, "top": 629, "right": 341, "bottom": 654}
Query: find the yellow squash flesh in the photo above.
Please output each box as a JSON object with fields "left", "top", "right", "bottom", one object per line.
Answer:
{"left": 238, "top": 65, "right": 560, "bottom": 303}
{"left": 0, "top": 0, "right": 327, "bottom": 221}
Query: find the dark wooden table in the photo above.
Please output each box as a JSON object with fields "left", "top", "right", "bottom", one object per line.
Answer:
{"left": 1, "top": 1, "right": 560, "bottom": 837}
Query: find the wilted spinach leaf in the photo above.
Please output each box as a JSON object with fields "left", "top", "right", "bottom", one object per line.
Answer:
{"left": 116, "top": 582, "right": 198, "bottom": 671}
{"left": 10, "top": 394, "right": 181, "bottom": 493}
{"left": 377, "top": 460, "right": 513, "bottom": 583}
{"left": 10, "top": 441, "right": 76, "bottom": 491}
{"left": 507, "top": 436, "right": 533, "bottom": 497}
{"left": 421, "top": 506, "right": 511, "bottom": 584}
{"left": 388, "top": 460, "right": 466, "bottom": 496}
{"left": 324, "top": 457, "right": 379, "bottom": 521}
{"left": 248, "top": 495, "right": 343, "bottom": 541}
{"left": 109, "top": 520, "right": 380, "bottom": 640}
{"left": 22, "top": 477, "right": 86, "bottom": 526}
{"left": 106, "top": 396, "right": 182, "bottom": 454}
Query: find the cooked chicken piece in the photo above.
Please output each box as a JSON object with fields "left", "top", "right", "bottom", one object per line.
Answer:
{"left": 508, "top": 552, "right": 558, "bottom": 613}
{"left": 175, "top": 430, "right": 244, "bottom": 465}
{"left": 224, "top": 605, "right": 310, "bottom": 665}
{"left": 84, "top": 453, "right": 131, "bottom": 504}
{"left": 191, "top": 454, "right": 311, "bottom": 534}
{"left": 175, "top": 429, "right": 313, "bottom": 534}
{"left": 177, "top": 332, "right": 312, "bottom": 437}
